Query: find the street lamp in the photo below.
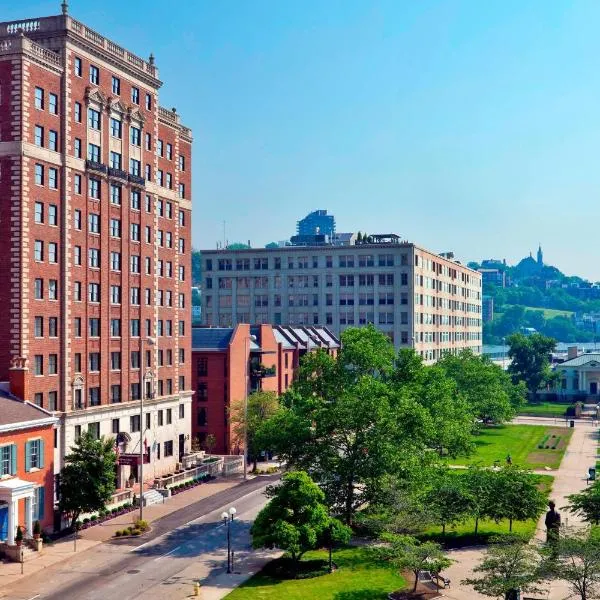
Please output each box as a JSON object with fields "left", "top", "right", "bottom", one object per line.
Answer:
{"left": 222, "top": 506, "right": 236, "bottom": 573}
{"left": 243, "top": 333, "right": 257, "bottom": 480}
{"left": 139, "top": 336, "right": 156, "bottom": 522}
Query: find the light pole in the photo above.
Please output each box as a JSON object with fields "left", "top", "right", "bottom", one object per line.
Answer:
{"left": 243, "top": 333, "right": 257, "bottom": 480}
{"left": 221, "top": 506, "right": 236, "bottom": 573}
{"left": 139, "top": 336, "right": 156, "bottom": 522}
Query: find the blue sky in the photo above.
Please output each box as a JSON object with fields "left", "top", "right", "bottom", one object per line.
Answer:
{"left": 12, "top": 1, "right": 600, "bottom": 279}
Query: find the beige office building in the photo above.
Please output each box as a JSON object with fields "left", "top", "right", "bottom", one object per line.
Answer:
{"left": 200, "top": 238, "right": 482, "bottom": 361}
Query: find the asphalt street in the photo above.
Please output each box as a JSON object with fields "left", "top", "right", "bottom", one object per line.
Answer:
{"left": 0, "top": 475, "right": 279, "bottom": 600}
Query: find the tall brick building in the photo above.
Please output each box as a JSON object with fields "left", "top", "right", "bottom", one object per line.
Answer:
{"left": 0, "top": 5, "right": 192, "bottom": 487}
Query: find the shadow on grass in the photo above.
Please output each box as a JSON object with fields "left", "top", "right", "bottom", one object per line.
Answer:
{"left": 334, "top": 591, "right": 391, "bottom": 600}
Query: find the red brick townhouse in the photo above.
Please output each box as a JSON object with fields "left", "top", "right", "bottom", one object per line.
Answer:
{"left": 0, "top": 380, "right": 57, "bottom": 546}
{"left": 191, "top": 324, "right": 340, "bottom": 454}
{"left": 0, "top": 4, "right": 193, "bottom": 491}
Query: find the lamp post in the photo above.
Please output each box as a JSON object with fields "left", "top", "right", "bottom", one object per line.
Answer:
{"left": 221, "top": 506, "right": 236, "bottom": 573}
{"left": 243, "top": 333, "right": 257, "bottom": 480}
{"left": 139, "top": 336, "right": 156, "bottom": 522}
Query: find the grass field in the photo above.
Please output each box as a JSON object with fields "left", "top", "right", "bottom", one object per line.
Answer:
{"left": 518, "top": 401, "right": 573, "bottom": 417}
{"left": 225, "top": 547, "right": 405, "bottom": 600}
{"left": 496, "top": 305, "right": 574, "bottom": 320}
{"left": 449, "top": 424, "right": 572, "bottom": 469}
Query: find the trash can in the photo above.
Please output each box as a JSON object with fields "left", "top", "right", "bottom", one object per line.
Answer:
{"left": 590, "top": 467, "right": 596, "bottom": 481}
{"left": 570, "top": 420, "right": 575, "bottom": 428}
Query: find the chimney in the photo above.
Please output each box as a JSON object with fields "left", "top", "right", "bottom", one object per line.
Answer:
{"left": 9, "top": 357, "right": 29, "bottom": 401}
{"left": 568, "top": 346, "right": 578, "bottom": 360}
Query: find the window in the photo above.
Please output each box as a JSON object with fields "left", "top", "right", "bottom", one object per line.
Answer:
{"left": 48, "top": 168, "right": 58, "bottom": 189}
{"left": 48, "top": 354, "right": 58, "bottom": 375}
{"left": 35, "top": 87, "right": 44, "bottom": 110}
{"left": 130, "top": 255, "right": 140, "bottom": 274}
{"left": 35, "top": 164, "right": 44, "bottom": 185}
{"left": 178, "top": 210, "right": 185, "bottom": 226}
{"left": 74, "top": 424, "right": 82, "bottom": 439}
{"left": 49, "top": 93, "right": 58, "bottom": 115}
{"left": 48, "top": 279, "right": 58, "bottom": 300}
{"left": 34, "top": 125, "right": 44, "bottom": 147}
{"left": 89, "top": 318, "right": 100, "bottom": 336}
{"left": 178, "top": 155, "right": 185, "bottom": 171}
{"left": 74, "top": 174, "right": 82, "bottom": 194}
{"left": 178, "top": 183, "right": 185, "bottom": 199}
{"left": 74, "top": 138, "right": 82, "bottom": 158}
{"left": 87, "top": 143, "right": 101, "bottom": 162}
{"left": 164, "top": 440, "right": 173, "bottom": 457}
{"left": 34, "top": 355, "right": 43, "bottom": 375}
{"left": 34, "top": 278, "right": 43, "bottom": 299}
{"left": 157, "top": 139, "right": 163, "bottom": 157}
{"left": 0, "top": 444, "right": 16, "bottom": 476}
{"left": 34, "top": 202, "right": 44, "bottom": 224}
{"left": 88, "top": 107, "right": 101, "bottom": 130}
{"left": 131, "top": 189, "right": 141, "bottom": 210}
{"left": 112, "top": 419, "right": 120, "bottom": 434}
{"left": 166, "top": 173, "right": 172, "bottom": 189}
{"left": 145, "top": 132, "right": 152, "bottom": 151}
{"left": 89, "top": 388, "right": 100, "bottom": 407}
{"left": 48, "top": 242, "right": 58, "bottom": 263}
{"left": 130, "top": 287, "right": 140, "bottom": 305}
{"left": 145, "top": 93, "right": 152, "bottom": 110}
{"left": 89, "top": 352, "right": 100, "bottom": 372}
{"left": 88, "top": 283, "right": 100, "bottom": 303}
{"left": 130, "top": 158, "right": 141, "bottom": 176}
{"left": 130, "top": 126, "right": 141, "bottom": 146}
{"left": 110, "top": 117, "right": 122, "bottom": 138}
{"left": 48, "top": 317, "right": 58, "bottom": 337}
{"left": 157, "top": 169, "right": 163, "bottom": 186}
{"left": 26, "top": 439, "right": 43, "bottom": 471}
{"left": 132, "top": 86, "right": 139, "bottom": 104}
{"left": 73, "top": 281, "right": 81, "bottom": 301}
{"left": 49, "top": 204, "right": 59, "bottom": 227}
{"left": 110, "top": 218, "right": 121, "bottom": 238}
{"left": 111, "top": 251, "right": 121, "bottom": 271}
{"left": 89, "top": 213, "right": 100, "bottom": 233}
{"left": 131, "top": 319, "right": 140, "bottom": 336}
{"left": 111, "top": 75, "right": 120, "bottom": 95}
{"left": 74, "top": 101, "right": 82, "bottom": 122}
{"left": 110, "top": 285, "right": 121, "bottom": 304}
{"left": 49, "top": 130, "right": 58, "bottom": 151}
{"left": 34, "top": 240, "right": 44, "bottom": 261}
{"left": 74, "top": 56, "right": 82, "bottom": 77}
{"left": 197, "top": 357, "right": 208, "bottom": 376}
{"left": 74, "top": 320, "right": 81, "bottom": 338}
{"left": 34, "top": 316, "right": 43, "bottom": 337}
{"left": 89, "top": 64, "right": 99, "bottom": 84}
{"left": 131, "top": 351, "right": 140, "bottom": 369}
{"left": 130, "top": 223, "right": 140, "bottom": 241}
{"left": 111, "top": 384, "right": 121, "bottom": 403}
{"left": 89, "top": 177, "right": 100, "bottom": 199}
{"left": 48, "top": 391, "right": 57, "bottom": 412}
{"left": 109, "top": 151, "right": 122, "bottom": 170}
{"left": 130, "top": 415, "right": 141, "bottom": 432}
{"left": 110, "top": 318, "right": 121, "bottom": 337}
{"left": 110, "top": 183, "right": 122, "bottom": 205}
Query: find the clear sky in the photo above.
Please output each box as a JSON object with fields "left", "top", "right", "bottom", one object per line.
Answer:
{"left": 12, "top": 1, "right": 600, "bottom": 279}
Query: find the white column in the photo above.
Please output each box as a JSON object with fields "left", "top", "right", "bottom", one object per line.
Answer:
{"left": 25, "top": 496, "right": 33, "bottom": 536}
{"left": 7, "top": 499, "right": 15, "bottom": 545}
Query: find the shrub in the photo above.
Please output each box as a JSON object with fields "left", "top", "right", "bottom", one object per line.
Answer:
{"left": 15, "top": 526, "right": 23, "bottom": 543}
{"left": 90, "top": 515, "right": 97, "bottom": 522}
{"left": 131, "top": 528, "right": 141, "bottom": 536}
{"left": 135, "top": 519, "right": 149, "bottom": 532}
{"left": 33, "top": 520, "right": 41, "bottom": 536}
{"left": 111, "top": 508, "right": 118, "bottom": 514}
{"left": 83, "top": 517, "right": 90, "bottom": 524}
{"left": 115, "top": 530, "right": 123, "bottom": 537}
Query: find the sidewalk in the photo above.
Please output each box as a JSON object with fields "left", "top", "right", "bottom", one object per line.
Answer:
{"left": 443, "top": 418, "right": 598, "bottom": 600}
{"left": 0, "top": 476, "right": 243, "bottom": 590}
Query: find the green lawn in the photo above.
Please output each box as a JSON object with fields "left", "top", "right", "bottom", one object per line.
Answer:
{"left": 450, "top": 424, "right": 572, "bottom": 469}
{"left": 518, "top": 401, "right": 573, "bottom": 417}
{"left": 224, "top": 547, "right": 405, "bottom": 600}
{"left": 501, "top": 304, "right": 574, "bottom": 319}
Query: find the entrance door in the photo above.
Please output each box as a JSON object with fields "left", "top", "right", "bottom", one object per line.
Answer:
{"left": 591, "top": 382, "right": 598, "bottom": 395}
{"left": 179, "top": 434, "right": 185, "bottom": 461}
{"left": 0, "top": 506, "right": 7, "bottom": 542}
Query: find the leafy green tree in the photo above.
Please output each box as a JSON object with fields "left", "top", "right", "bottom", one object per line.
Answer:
{"left": 191, "top": 249, "right": 202, "bottom": 285}
{"left": 463, "top": 537, "right": 546, "bottom": 600}
{"left": 392, "top": 348, "right": 425, "bottom": 387}
{"left": 191, "top": 287, "right": 201, "bottom": 306}
{"left": 490, "top": 467, "right": 547, "bottom": 532}
{"left": 375, "top": 534, "right": 452, "bottom": 593}
{"left": 260, "top": 326, "right": 431, "bottom": 524}
{"left": 423, "top": 474, "right": 473, "bottom": 534}
{"left": 58, "top": 432, "right": 116, "bottom": 529}
{"left": 566, "top": 481, "right": 600, "bottom": 525}
{"left": 437, "top": 350, "right": 524, "bottom": 424}
{"left": 251, "top": 471, "right": 350, "bottom": 568}
{"left": 549, "top": 528, "right": 600, "bottom": 600}
{"left": 507, "top": 333, "right": 557, "bottom": 399}
{"left": 265, "top": 242, "right": 279, "bottom": 248}
{"left": 226, "top": 242, "right": 250, "bottom": 249}
{"left": 463, "top": 466, "right": 496, "bottom": 535}
{"left": 230, "top": 391, "right": 280, "bottom": 471}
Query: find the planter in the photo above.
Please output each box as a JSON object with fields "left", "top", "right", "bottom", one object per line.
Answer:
{"left": 33, "top": 534, "right": 40, "bottom": 540}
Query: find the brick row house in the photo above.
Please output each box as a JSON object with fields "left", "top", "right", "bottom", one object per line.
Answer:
{"left": 191, "top": 324, "right": 339, "bottom": 455}
{"left": 0, "top": 3, "right": 193, "bottom": 513}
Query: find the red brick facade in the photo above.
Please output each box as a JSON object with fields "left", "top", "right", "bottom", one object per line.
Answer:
{"left": 0, "top": 12, "right": 192, "bottom": 479}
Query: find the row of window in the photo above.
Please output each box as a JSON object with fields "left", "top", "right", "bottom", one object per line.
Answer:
{"left": 34, "top": 125, "right": 59, "bottom": 151}
{"left": 34, "top": 87, "right": 58, "bottom": 114}
{"left": 0, "top": 439, "right": 45, "bottom": 474}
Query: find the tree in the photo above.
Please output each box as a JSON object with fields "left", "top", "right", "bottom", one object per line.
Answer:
{"left": 437, "top": 350, "right": 524, "bottom": 424}
{"left": 226, "top": 242, "right": 250, "bottom": 250}
{"left": 265, "top": 242, "right": 279, "bottom": 249}
{"left": 550, "top": 528, "right": 600, "bottom": 600}
{"left": 260, "top": 326, "right": 432, "bottom": 524}
{"left": 58, "top": 432, "right": 116, "bottom": 529}
{"left": 251, "top": 471, "right": 350, "bottom": 568}
{"left": 205, "top": 433, "right": 217, "bottom": 455}
{"left": 191, "top": 249, "right": 202, "bottom": 285}
{"left": 423, "top": 473, "right": 473, "bottom": 534}
{"left": 507, "top": 333, "right": 557, "bottom": 399}
{"left": 463, "top": 537, "right": 546, "bottom": 600}
{"left": 463, "top": 466, "right": 496, "bottom": 535}
{"left": 230, "top": 391, "right": 280, "bottom": 471}
{"left": 376, "top": 533, "right": 452, "bottom": 593}
{"left": 567, "top": 482, "right": 600, "bottom": 525}
{"left": 490, "top": 467, "right": 547, "bottom": 532}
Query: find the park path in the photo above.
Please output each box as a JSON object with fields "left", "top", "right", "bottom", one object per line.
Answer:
{"left": 442, "top": 417, "right": 598, "bottom": 600}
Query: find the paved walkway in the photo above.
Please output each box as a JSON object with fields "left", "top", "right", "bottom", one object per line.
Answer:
{"left": 443, "top": 417, "right": 598, "bottom": 600}
{"left": 0, "top": 477, "right": 243, "bottom": 591}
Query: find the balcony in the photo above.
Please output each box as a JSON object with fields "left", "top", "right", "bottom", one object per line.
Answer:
{"left": 128, "top": 173, "right": 146, "bottom": 186}
{"left": 250, "top": 364, "right": 276, "bottom": 378}
{"left": 85, "top": 159, "right": 107, "bottom": 174}
{"left": 108, "top": 167, "right": 128, "bottom": 180}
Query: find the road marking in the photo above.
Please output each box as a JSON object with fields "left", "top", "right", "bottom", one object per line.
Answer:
{"left": 26, "top": 596, "right": 41, "bottom": 600}
{"left": 153, "top": 545, "right": 182, "bottom": 561}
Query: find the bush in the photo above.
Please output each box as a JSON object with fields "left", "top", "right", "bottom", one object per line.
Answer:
{"left": 90, "top": 515, "right": 97, "bottom": 522}
{"left": 111, "top": 507, "right": 118, "bottom": 514}
{"left": 135, "top": 519, "right": 149, "bottom": 532}
{"left": 83, "top": 517, "right": 90, "bottom": 524}
{"left": 33, "top": 520, "right": 41, "bottom": 536}
{"left": 15, "top": 526, "right": 23, "bottom": 543}
{"left": 115, "top": 530, "right": 123, "bottom": 537}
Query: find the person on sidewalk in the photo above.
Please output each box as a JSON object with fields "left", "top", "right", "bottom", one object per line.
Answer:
{"left": 545, "top": 500, "right": 561, "bottom": 544}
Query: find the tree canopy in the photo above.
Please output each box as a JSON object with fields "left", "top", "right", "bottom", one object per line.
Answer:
{"left": 566, "top": 482, "right": 600, "bottom": 525}
{"left": 58, "top": 432, "right": 116, "bottom": 528}
{"left": 507, "top": 333, "right": 557, "bottom": 398}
